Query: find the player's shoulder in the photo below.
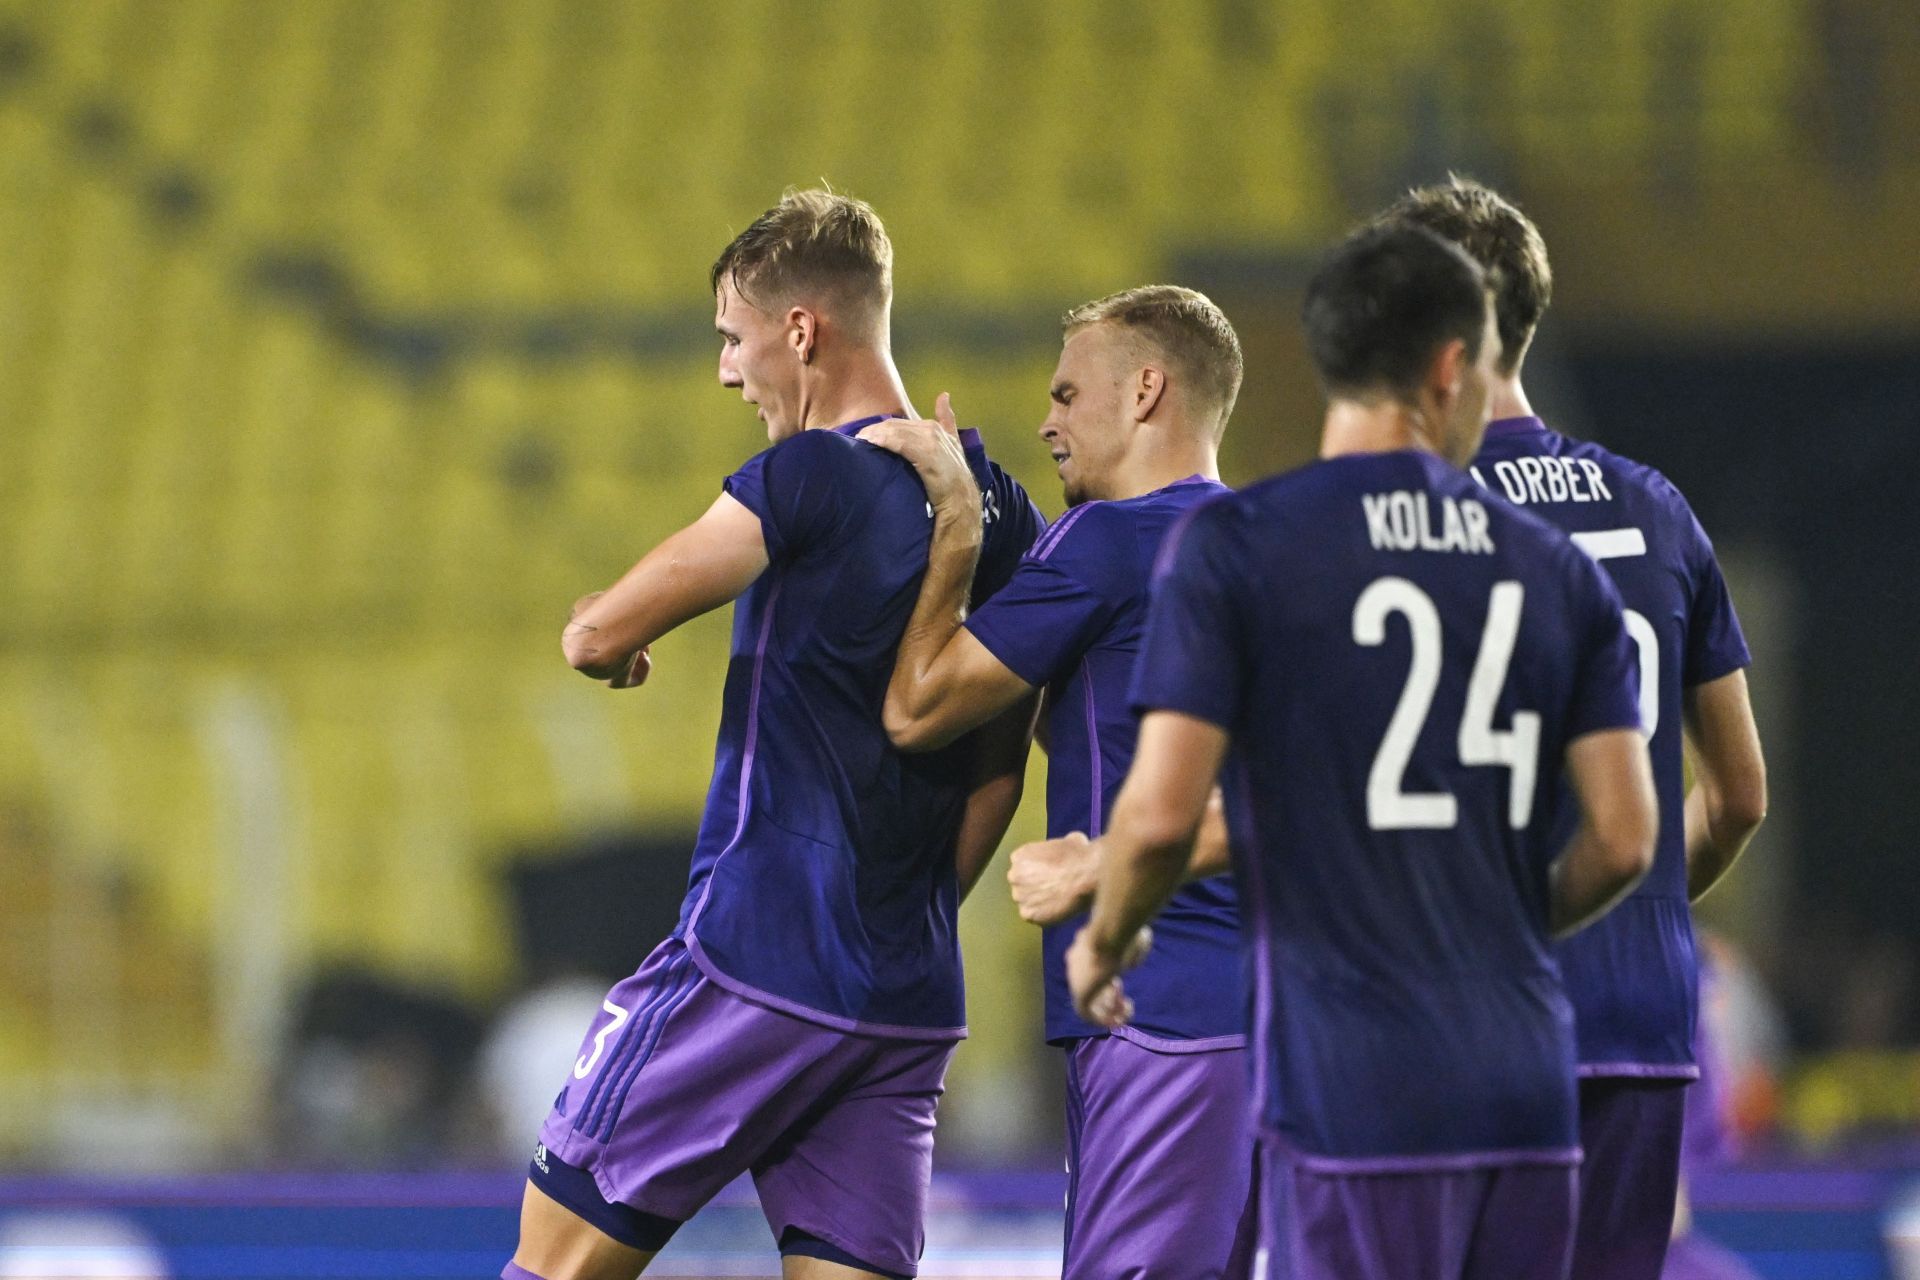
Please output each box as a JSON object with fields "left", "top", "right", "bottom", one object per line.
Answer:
{"left": 1231, "top": 457, "right": 1350, "bottom": 515}
{"left": 1026, "top": 495, "right": 1136, "bottom": 567}
{"left": 1551, "top": 430, "right": 1702, "bottom": 527}
{"left": 756, "top": 423, "right": 900, "bottom": 493}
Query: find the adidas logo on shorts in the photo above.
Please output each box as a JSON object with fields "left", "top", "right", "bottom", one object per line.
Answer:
{"left": 532, "top": 1143, "right": 551, "bottom": 1175}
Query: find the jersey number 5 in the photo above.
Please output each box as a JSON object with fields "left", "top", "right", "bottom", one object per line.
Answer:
{"left": 1570, "top": 528, "right": 1659, "bottom": 735}
{"left": 1353, "top": 577, "right": 1541, "bottom": 832}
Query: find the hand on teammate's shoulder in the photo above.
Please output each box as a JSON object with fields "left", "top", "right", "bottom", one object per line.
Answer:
{"left": 858, "top": 393, "right": 977, "bottom": 517}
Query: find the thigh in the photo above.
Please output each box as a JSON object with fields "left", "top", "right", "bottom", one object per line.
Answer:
{"left": 510, "top": 1180, "right": 655, "bottom": 1280}
{"left": 1574, "top": 1079, "right": 1688, "bottom": 1280}
{"left": 1064, "top": 1036, "right": 1255, "bottom": 1280}
{"left": 753, "top": 1038, "right": 954, "bottom": 1280}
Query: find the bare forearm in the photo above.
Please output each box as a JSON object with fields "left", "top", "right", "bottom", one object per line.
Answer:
{"left": 955, "top": 696, "right": 1039, "bottom": 901}
{"left": 1183, "top": 791, "right": 1231, "bottom": 881}
{"left": 887, "top": 507, "right": 983, "bottom": 723}
{"left": 1684, "top": 783, "right": 1765, "bottom": 902}
{"left": 957, "top": 771, "right": 1024, "bottom": 901}
{"left": 1084, "top": 819, "right": 1194, "bottom": 959}
{"left": 1680, "top": 670, "right": 1767, "bottom": 903}
{"left": 562, "top": 495, "right": 768, "bottom": 675}
{"left": 1549, "top": 823, "right": 1646, "bottom": 938}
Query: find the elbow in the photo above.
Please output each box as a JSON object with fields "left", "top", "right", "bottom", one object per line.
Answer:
{"left": 883, "top": 702, "right": 946, "bottom": 753}
{"left": 1724, "top": 774, "right": 1769, "bottom": 840}
{"left": 561, "top": 630, "right": 598, "bottom": 672}
{"left": 1601, "top": 807, "right": 1658, "bottom": 889}
{"left": 885, "top": 716, "right": 938, "bottom": 753}
{"left": 562, "top": 627, "right": 626, "bottom": 676}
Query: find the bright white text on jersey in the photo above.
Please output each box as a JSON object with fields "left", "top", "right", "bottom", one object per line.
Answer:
{"left": 1362, "top": 490, "right": 1496, "bottom": 555}
{"left": 1470, "top": 455, "right": 1613, "bottom": 505}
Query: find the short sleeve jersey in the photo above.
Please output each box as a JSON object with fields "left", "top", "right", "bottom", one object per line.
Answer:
{"left": 963, "top": 477, "right": 1242, "bottom": 1049}
{"left": 1473, "top": 417, "right": 1751, "bottom": 1076}
{"left": 676, "top": 419, "right": 1046, "bottom": 1038}
{"left": 1133, "top": 450, "right": 1642, "bottom": 1166}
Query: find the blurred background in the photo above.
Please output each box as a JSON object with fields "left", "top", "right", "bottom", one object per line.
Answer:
{"left": 0, "top": 0, "right": 1915, "bottom": 1275}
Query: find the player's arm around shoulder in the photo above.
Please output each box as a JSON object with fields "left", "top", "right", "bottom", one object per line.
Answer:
{"left": 561, "top": 492, "right": 770, "bottom": 686}
{"left": 858, "top": 396, "right": 1037, "bottom": 752}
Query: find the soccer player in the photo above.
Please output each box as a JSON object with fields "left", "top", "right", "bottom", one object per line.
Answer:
{"left": 504, "top": 189, "right": 1046, "bottom": 1280}
{"left": 1382, "top": 177, "right": 1769, "bottom": 1280}
{"left": 857, "top": 286, "right": 1253, "bottom": 1278}
{"left": 1065, "top": 223, "right": 1660, "bottom": 1280}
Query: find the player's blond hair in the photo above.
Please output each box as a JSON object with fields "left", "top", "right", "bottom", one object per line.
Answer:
{"left": 1062, "top": 285, "right": 1244, "bottom": 436}
{"left": 1376, "top": 175, "right": 1551, "bottom": 375}
{"left": 710, "top": 187, "right": 893, "bottom": 341}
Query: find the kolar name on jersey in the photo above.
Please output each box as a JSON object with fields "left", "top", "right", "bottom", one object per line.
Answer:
{"left": 1471, "top": 455, "right": 1614, "bottom": 506}
{"left": 1362, "top": 489, "right": 1496, "bottom": 555}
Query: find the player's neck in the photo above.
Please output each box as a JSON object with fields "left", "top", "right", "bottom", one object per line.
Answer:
{"left": 1319, "top": 400, "right": 1443, "bottom": 462}
{"left": 1111, "top": 430, "right": 1221, "bottom": 500}
{"left": 1488, "top": 375, "right": 1534, "bottom": 422}
{"left": 799, "top": 350, "right": 915, "bottom": 431}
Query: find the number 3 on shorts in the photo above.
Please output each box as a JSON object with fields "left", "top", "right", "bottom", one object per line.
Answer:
{"left": 574, "top": 999, "right": 630, "bottom": 1079}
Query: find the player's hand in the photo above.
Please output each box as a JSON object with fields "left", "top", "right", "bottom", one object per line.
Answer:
{"left": 607, "top": 646, "right": 652, "bottom": 689}
{"left": 858, "top": 393, "right": 979, "bottom": 522}
{"left": 1008, "top": 832, "right": 1100, "bottom": 926}
{"left": 1067, "top": 924, "right": 1152, "bottom": 1028}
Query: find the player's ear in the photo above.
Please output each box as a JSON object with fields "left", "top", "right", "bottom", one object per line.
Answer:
{"left": 788, "top": 307, "right": 818, "bottom": 365}
{"left": 1133, "top": 365, "right": 1166, "bottom": 423}
{"left": 1430, "top": 337, "right": 1468, "bottom": 410}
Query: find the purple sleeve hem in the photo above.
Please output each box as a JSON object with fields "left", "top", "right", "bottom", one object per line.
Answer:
{"left": 963, "top": 613, "right": 1054, "bottom": 690}
{"left": 1683, "top": 650, "right": 1752, "bottom": 690}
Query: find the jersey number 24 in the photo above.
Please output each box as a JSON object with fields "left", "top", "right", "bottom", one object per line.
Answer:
{"left": 1353, "top": 577, "right": 1540, "bottom": 832}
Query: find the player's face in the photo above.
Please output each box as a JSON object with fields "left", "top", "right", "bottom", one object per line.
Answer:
{"left": 716, "top": 281, "right": 802, "bottom": 442}
{"left": 1040, "top": 325, "right": 1132, "bottom": 506}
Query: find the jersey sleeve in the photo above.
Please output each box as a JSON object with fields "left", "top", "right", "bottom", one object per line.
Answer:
{"left": 1681, "top": 513, "right": 1752, "bottom": 687}
{"left": 1566, "top": 545, "right": 1646, "bottom": 740}
{"left": 722, "top": 430, "right": 852, "bottom": 563}
{"left": 972, "top": 464, "right": 1048, "bottom": 607}
{"left": 1129, "top": 500, "right": 1249, "bottom": 730}
{"left": 965, "top": 509, "right": 1119, "bottom": 689}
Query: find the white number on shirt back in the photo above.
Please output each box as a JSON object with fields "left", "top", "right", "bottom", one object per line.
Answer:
{"left": 1352, "top": 577, "right": 1541, "bottom": 831}
{"left": 1570, "top": 527, "right": 1658, "bottom": 735}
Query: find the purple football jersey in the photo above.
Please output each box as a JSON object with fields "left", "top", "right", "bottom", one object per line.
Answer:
{"left": 1473, "top": 416, "right": 1751, "bottom": 1077}
{"left": 1134, "top": 450, "right": 1641, "bottom": 1165}
{"left": 964, "top": 477, "right": 1243, "bottom": 1048}
{"left": 676, "top": 419, "right": 1044, "bottom": 1037}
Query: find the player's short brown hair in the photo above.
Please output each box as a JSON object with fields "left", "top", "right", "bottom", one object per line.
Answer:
{"left": 1062, "top": 285, "right": 1244, "bottom": 435}
{"left": 1377, "top": 176, "right": 1549, "bottom": 374}
{"left": 710, "top": 187, "right": 893, "bottom": 339}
